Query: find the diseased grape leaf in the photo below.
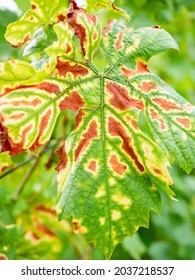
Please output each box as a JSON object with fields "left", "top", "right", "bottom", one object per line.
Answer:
{"left": 0, "top": 0, "right": 195, "bottom": 258}
{"left": 86, "top": 0, "right": 131, "bottom": 20}
{"left": 4, "top": 0, "right": 69, "bottom": 47}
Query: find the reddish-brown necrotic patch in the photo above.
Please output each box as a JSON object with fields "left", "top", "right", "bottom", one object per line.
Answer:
{"left": 115, "top": 32, "right": 124, "bottom": 50}
{"left": 74, "top": 120, "right": 98, "bottom": 161}
{"left": 65, "top": 43, "right": 72, "bottom": 54}
{"left": 88, "top": 160, "right": 97, "bottom": 171}
{"left": 121, "top": 60, "right": 149, "bottom": 78}
{"left": 34, "top": 218, "right": 56, "bottom": 237}
{"left": 35, "top": 205, "right": 56, "bottom": 217}
{"left": 55, "top": 59, "right": 89, "bottom": 79}
{"left": 108, "top": 117, "right": 144, "bottom": 172}
{"left": 3, "top": 82, "right": 60, "bottom": 96}
{"left": 55, "top": 144, "right": 68, "bottom": 172}
{"left": 150, "top": 108, "right": 166, "bottom": 130}
{"left": 74, "top": 110, "right": 85, "bottom": 130}
{"left": 67, "top": 2, "right": 97, "bottom": 57}
{"left": 103, "top": 20, "right": 114, "bottom": 35}
{"left": 175, "top": 117, "right": 190, "bottom": 129}
{"left": 93, "top": 31, "right": 98, "bottom": 40}
{"left": 106, "top": 81, "right": 144, "bottom": 110}
{"left": 37, "top": 82, "right": 60, "bottom": 93}
{"left": 31, "top": 109, "right": 52, "bottom": 151}
{"left": 9, "top": 123, "right": 33, "bottom": 155}
{"left": 152, "top": 167, "right": 162, "bottom": 175}
{"left": 153, "top": 97, "right": 183, "bottom": 111}
{"left": 140, "top": 81, "right": 157, "bottom": 93}
{"left": 11, "top": 98, "right": 42, "bottom": 107}
{"left": 109, "top": 154, "right": 126, "bottom": 175}
{"left": 59, "top": 90, "right": 85, "bottom": 113}
{"left": 57, "top": 14, "right": 66, "bottom": 22}
{"left": 10, "top": 113, "right": 25, "bottom": 120}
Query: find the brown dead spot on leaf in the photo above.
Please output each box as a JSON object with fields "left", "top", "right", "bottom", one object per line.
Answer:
{"left": 0, "top": 254, "right": 8, "bottom": 260}
{"left": 75, "top": 120, "right": 98, "bottom": 161}
{"left": 106, "top": 81, "right": 144, "bottom": 110}
{"left": 10, "top": 113, "right": 25, "bottom": 120}
{"left": 125, "top": 115, "right": 139, "bottom": 130}
{"left": 115, "top": 32, "right": 124, "bottom": 50}
{"left": 88, "top": 160, "right": 97, "bottom": 172}
{"left": 59, "top": 90, "right": 85, "bottom": 113}
{"left": 96, "top": 3, "right": 107, "bottom": 7}
{"left": 152, "top": 167, "right": 162, "bottom": 175}
{"left": 35, "top": 205, "right": 56, "bottom": 217}
{"left": 37, "top": 82, "right": 60, "bottom": 93}
{"left": 93, "top": 31, "right": 98, "bottom": 41}
{"left": 20, "top": 123, "right": 33, "bottom": 144}
{"left": 153, "top": 97, "right": 183, "bottom": 111}
{"left": 0, "top": 124, "right": 11, "bottom": 153}
{"left": 57, "top": 14, "right": 66, "bottom": 22}
{"left": 65, "top": 43, "right": 72, "bottom": 54}
{"left": 68, "top": 1, "right": 97, "bottom": 57}
{"left": 109, "top": 154, "right": 127, "bottom": 175}
{"left": 150, "top": 108, "right": 166, "bottom": 130}
{"left": 74, "top": 110, "right": 85, "bottom": 130}
{"left": 11, "top": 97, "right": 42, "bottom": 107}
{"left": 55, "top": 144, "right": 68, "bottom": 172}
{"left": 31, "top": 232, "right": 40, "bottom": 240}
{"left": 13, "top": 34, "right": 30, "bottom": 48}
{"left": 55, "top": 58, "right": 89, "bottom": 79}
{"left": 108, "top": 117, "right": 144, "bottom": 172}
{"left": 0, "top": 163, "right": 10, "bottom": 173}
{"left": 72, "top": 219, "right": 86, "bottom": 233}
{"left": 7, "top": 123, "right": 33, "bottom": 155}
{"left": 3, "top": 82, "right": 60, "bottom": 96}
{"left": 34, "top": 218, "right": 56, "bottom": 237}
{"left": 121, "top": 60, "right": 149, "bottom": 78}
{"left": 175, "top": 117, "right": 190, "bottom": 129}
{"left": 152, "top": 25, "right": 161, "bottom": 29}
{"left": 103, "top": 20, "right": 114, "bottom": 35}
{"left": 137, "top": 60, "right": 149, "bottom": 72}
{"left": 140, "top": 81, "right": 157, "bottom": 93}
{"left": 112, "top": 4, "right": 121, "bottom": 11}
{"left": 31, "top": 109, "right": 52, "bottom": 151}
{"left": 32, "top": 4, "right": 36, "bottom": 9}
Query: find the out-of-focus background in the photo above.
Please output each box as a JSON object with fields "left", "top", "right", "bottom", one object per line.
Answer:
{"left": 0, "top": 0, "right": 195, "bottom": 260}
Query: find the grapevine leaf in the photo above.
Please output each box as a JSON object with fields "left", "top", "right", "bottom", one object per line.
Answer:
{"left": 1, "top": 3, "right": 195, "bottom": 258}
{"left": 23, "top": 25, "right": 57, "bottom": 57}
{"left": 67, "top": 0, "right": 102, "bottom": 62}
{"left": 4, "top": 0, "right": 67, "bottom": 48}
{"left": 0, "top": 59, "right": 53, "bottom": 95}
{"left": 86, "top": 0, "right": 131, "bottom": 20}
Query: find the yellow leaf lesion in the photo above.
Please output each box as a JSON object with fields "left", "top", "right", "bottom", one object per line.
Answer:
{"left": 72, "top": 219, "right": 87, "bottom": 234}
{"left": 112, "top": 194, "right": 131, "bottom": 210}
{"left": 95, "top": 185, "right": 105, "bottom": 198}
{"left": 112, "top": 210, "right": 121, "bottom": 221}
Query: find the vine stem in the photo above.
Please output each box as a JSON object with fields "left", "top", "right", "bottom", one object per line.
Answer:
{"left": 0, "top": 156, "right": 36, "bottom": 180}
{"left": 12, "top": 157, "right": 40, "bottom": 201}
{"left": 12, "top": 142, "right": 58, "bottom": 201}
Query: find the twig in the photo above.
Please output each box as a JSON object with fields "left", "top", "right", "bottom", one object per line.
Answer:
{"left": 0, "top": 140, "right": 60, "bottom": 180}
{"left": 11, "top": 141, "right": 60, "bottom": 200}
{"left": 0, "top": 156, "right": 36, "bottom": 180}
{"left": 12, "top": 157, "right": 40, "bottom": 201}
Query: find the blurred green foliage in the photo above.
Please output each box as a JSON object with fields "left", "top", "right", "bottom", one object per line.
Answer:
{"left": 0, "top": 0, "right": 195, "bottom": 260}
